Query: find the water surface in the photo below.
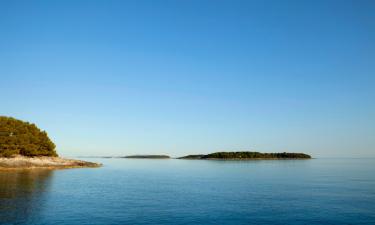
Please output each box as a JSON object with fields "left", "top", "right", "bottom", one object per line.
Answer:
{"left": 0, "top": 158, "right": 374, "bottom": 225}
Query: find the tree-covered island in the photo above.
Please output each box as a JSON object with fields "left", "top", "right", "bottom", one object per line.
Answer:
{"left": 123, "top": 155, "right": 170, "bottom": 159}
{"left": 178, "top": 151, "right": 311, "bottom": 160}
{"left": 0, "top": 116, "right": 101, "bottom": 169}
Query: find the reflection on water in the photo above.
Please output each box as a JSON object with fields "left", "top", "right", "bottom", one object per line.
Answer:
{"left": 0, "top": 159, "right": 374, "bottom": 225}
{"left": 0, "top": 169, "right": 54, "bottom": 224}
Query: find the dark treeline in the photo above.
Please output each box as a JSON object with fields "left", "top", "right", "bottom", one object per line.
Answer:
{"left": 0, "top": 116, "right": 57, "bottom": 157}
{"left": 179, "top": 152, "right": 311, "bottom": 159}
{"left": 123, "top": 155, "right": 170, "bottom": 159}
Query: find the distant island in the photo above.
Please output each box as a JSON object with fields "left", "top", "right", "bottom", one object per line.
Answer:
{"left": 178, "top": 151, "right": 311, "bottom": 160}
{"left": 123, "top": 155, "right": 170, "bottom": 159}
{"left": 0, "top": 116, "right": 101, "bottom": 169}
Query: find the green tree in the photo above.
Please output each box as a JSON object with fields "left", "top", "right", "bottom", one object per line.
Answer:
{"left": 0, "top": 116, "right": 57, "bottom": 157}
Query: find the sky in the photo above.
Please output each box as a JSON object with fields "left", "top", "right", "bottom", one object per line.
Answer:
{"left": 0, "top": 0, "right": 374, "bottom": 157}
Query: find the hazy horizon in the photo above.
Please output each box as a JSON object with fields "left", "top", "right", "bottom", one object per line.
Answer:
{"left": 1, "top": 0, "right": 374, "bottom": 158}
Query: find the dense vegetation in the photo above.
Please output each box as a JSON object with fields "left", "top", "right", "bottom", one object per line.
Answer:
{"left": 179, "top": 152, "right": 311, "bottom": 159}
{"left": 123, "top": 155, "right": 170, "bottom": 159}
{"left": 0, "top": 116, "right": 57, "bottom": 157}
{"left": 177, "top": 155, "right": 205, "bottom": 159}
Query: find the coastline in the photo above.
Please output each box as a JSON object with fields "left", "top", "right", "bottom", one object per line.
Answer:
{"left": 178, "top": 158, "right": 313, "bottom": 160}
{"left": 177, "top": 152, "right": 312, "bottom": 160}
{"left": 0, "top": 156, "right": 102, "bottom": 170}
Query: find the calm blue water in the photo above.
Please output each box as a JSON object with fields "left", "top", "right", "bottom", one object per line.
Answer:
{"left": 0, "top": 158, "right": 374, "bottom": 225}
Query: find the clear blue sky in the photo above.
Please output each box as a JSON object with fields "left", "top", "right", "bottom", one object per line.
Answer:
{"left": 1, "top": 0, "right": 374, "bottom": 157}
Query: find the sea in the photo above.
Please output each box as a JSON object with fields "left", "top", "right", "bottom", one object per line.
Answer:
{"left": 0, "top": 158, "right": 374, "bottom": 225}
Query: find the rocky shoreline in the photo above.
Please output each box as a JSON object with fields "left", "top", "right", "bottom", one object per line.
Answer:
{"left": 0, "top": 156, "right": 102, "bottom": 170}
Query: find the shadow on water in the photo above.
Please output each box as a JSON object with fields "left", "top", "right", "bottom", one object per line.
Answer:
{"left": 0, "top": 169, "right": 54, "bottom": 224}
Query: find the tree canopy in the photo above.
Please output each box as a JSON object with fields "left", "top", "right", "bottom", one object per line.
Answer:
{"left": 0, "top": 116, "right": 57, "bottom": 157}
{"left": 203, "top": 152, "right": 311, "bottom": 159}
